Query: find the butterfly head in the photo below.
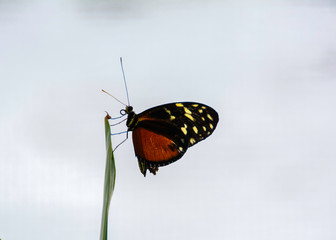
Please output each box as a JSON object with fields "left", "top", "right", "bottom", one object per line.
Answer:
{"left": 123, "top": 105, "right": 138, "bottom": 130}
{"left": 125, "top": 105, "right": 133, "bottom": 114}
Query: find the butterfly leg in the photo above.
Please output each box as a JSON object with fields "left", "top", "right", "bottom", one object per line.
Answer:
{"left": 112, "top": 131, "right": 129, "bottom": 152}
{"left": 110, "top": 118, "right": 127, "bottom": 126}
{"left": 111, "top": 131, "right": 127, "bottom": 136}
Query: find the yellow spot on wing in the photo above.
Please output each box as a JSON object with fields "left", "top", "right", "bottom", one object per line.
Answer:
{"left": 209, "top": 123, "right": 214, "bottom": 129}
{"left": 207, "top": 114, "right": 213, "bottom": 121}
{"left": 184, "top": 107, "right": 192, "bottom": 114}
{"left": 185, "top": 113, "right": 194, "bottom": 121}
{"left": 176, "top": 103, "right": 184, "bottom": 107}
{"left": 165, "top": 108, "right": 175, "bottom": 120}
{"left": 198, "top": 109, "right": 203, "bottom": 113}
{"left": 181, "top": 126, "right": 188, "bottom": 135}
{"left": 190, "top": 138, "right": 196, "bottom": 144}
{"left": 193, "top": 126, "right": 198, "bottom": 134}
{"left": 192, "top": 104, "right": 199, "bottom": 107}
{"left": 203, "top": 126, "right": 206, "bottom": 131}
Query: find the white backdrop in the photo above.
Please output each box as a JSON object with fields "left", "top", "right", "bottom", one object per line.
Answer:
{"left": 1, "top": 1, "right": 336, "bottom": 239}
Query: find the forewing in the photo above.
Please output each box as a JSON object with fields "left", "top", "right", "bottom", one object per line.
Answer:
{"left": 137, "top": 102, "right": 219, "bottom": 147}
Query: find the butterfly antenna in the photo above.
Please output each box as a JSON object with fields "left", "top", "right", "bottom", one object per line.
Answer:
{"left": 102, "top": 89, "right": 127, "bottom": 107}
{"left": 120, "top": 57, "right": 130, "bottom": 106}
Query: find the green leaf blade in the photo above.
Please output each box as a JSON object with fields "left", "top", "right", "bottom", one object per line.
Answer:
{"left": 100, "top": 113, "right": 116, "bottom": 240}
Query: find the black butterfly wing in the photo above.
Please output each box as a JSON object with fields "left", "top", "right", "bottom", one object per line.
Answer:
{"left": 138, "top": 102, "right": 219, "bottom": 146}
{"left": 131, "top": 102, "right": 219, "bottom": 176}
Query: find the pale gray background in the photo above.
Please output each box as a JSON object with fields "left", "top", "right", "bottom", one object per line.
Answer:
{"left": 1, "top": 0, "right": 336, "bottom": 239}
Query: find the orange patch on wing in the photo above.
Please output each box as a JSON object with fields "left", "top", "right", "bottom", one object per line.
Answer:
{"left": 132, "top": 127, "right": 179, "bottom": 162}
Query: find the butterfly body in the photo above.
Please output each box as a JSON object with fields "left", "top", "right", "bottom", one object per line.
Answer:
{"left": 124, "top": 102, "right": 219, "bottom": 176}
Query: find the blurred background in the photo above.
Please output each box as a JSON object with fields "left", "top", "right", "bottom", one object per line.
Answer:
{"left": 1, "top": 0, "right": 336, "bottom": 239}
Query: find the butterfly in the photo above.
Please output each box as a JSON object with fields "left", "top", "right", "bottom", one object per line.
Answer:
{"left": 105, "top": 58, "right": 219, "bottom": 176}
{"left": 123, "top": 102, "right": 219, "bottom": 176}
